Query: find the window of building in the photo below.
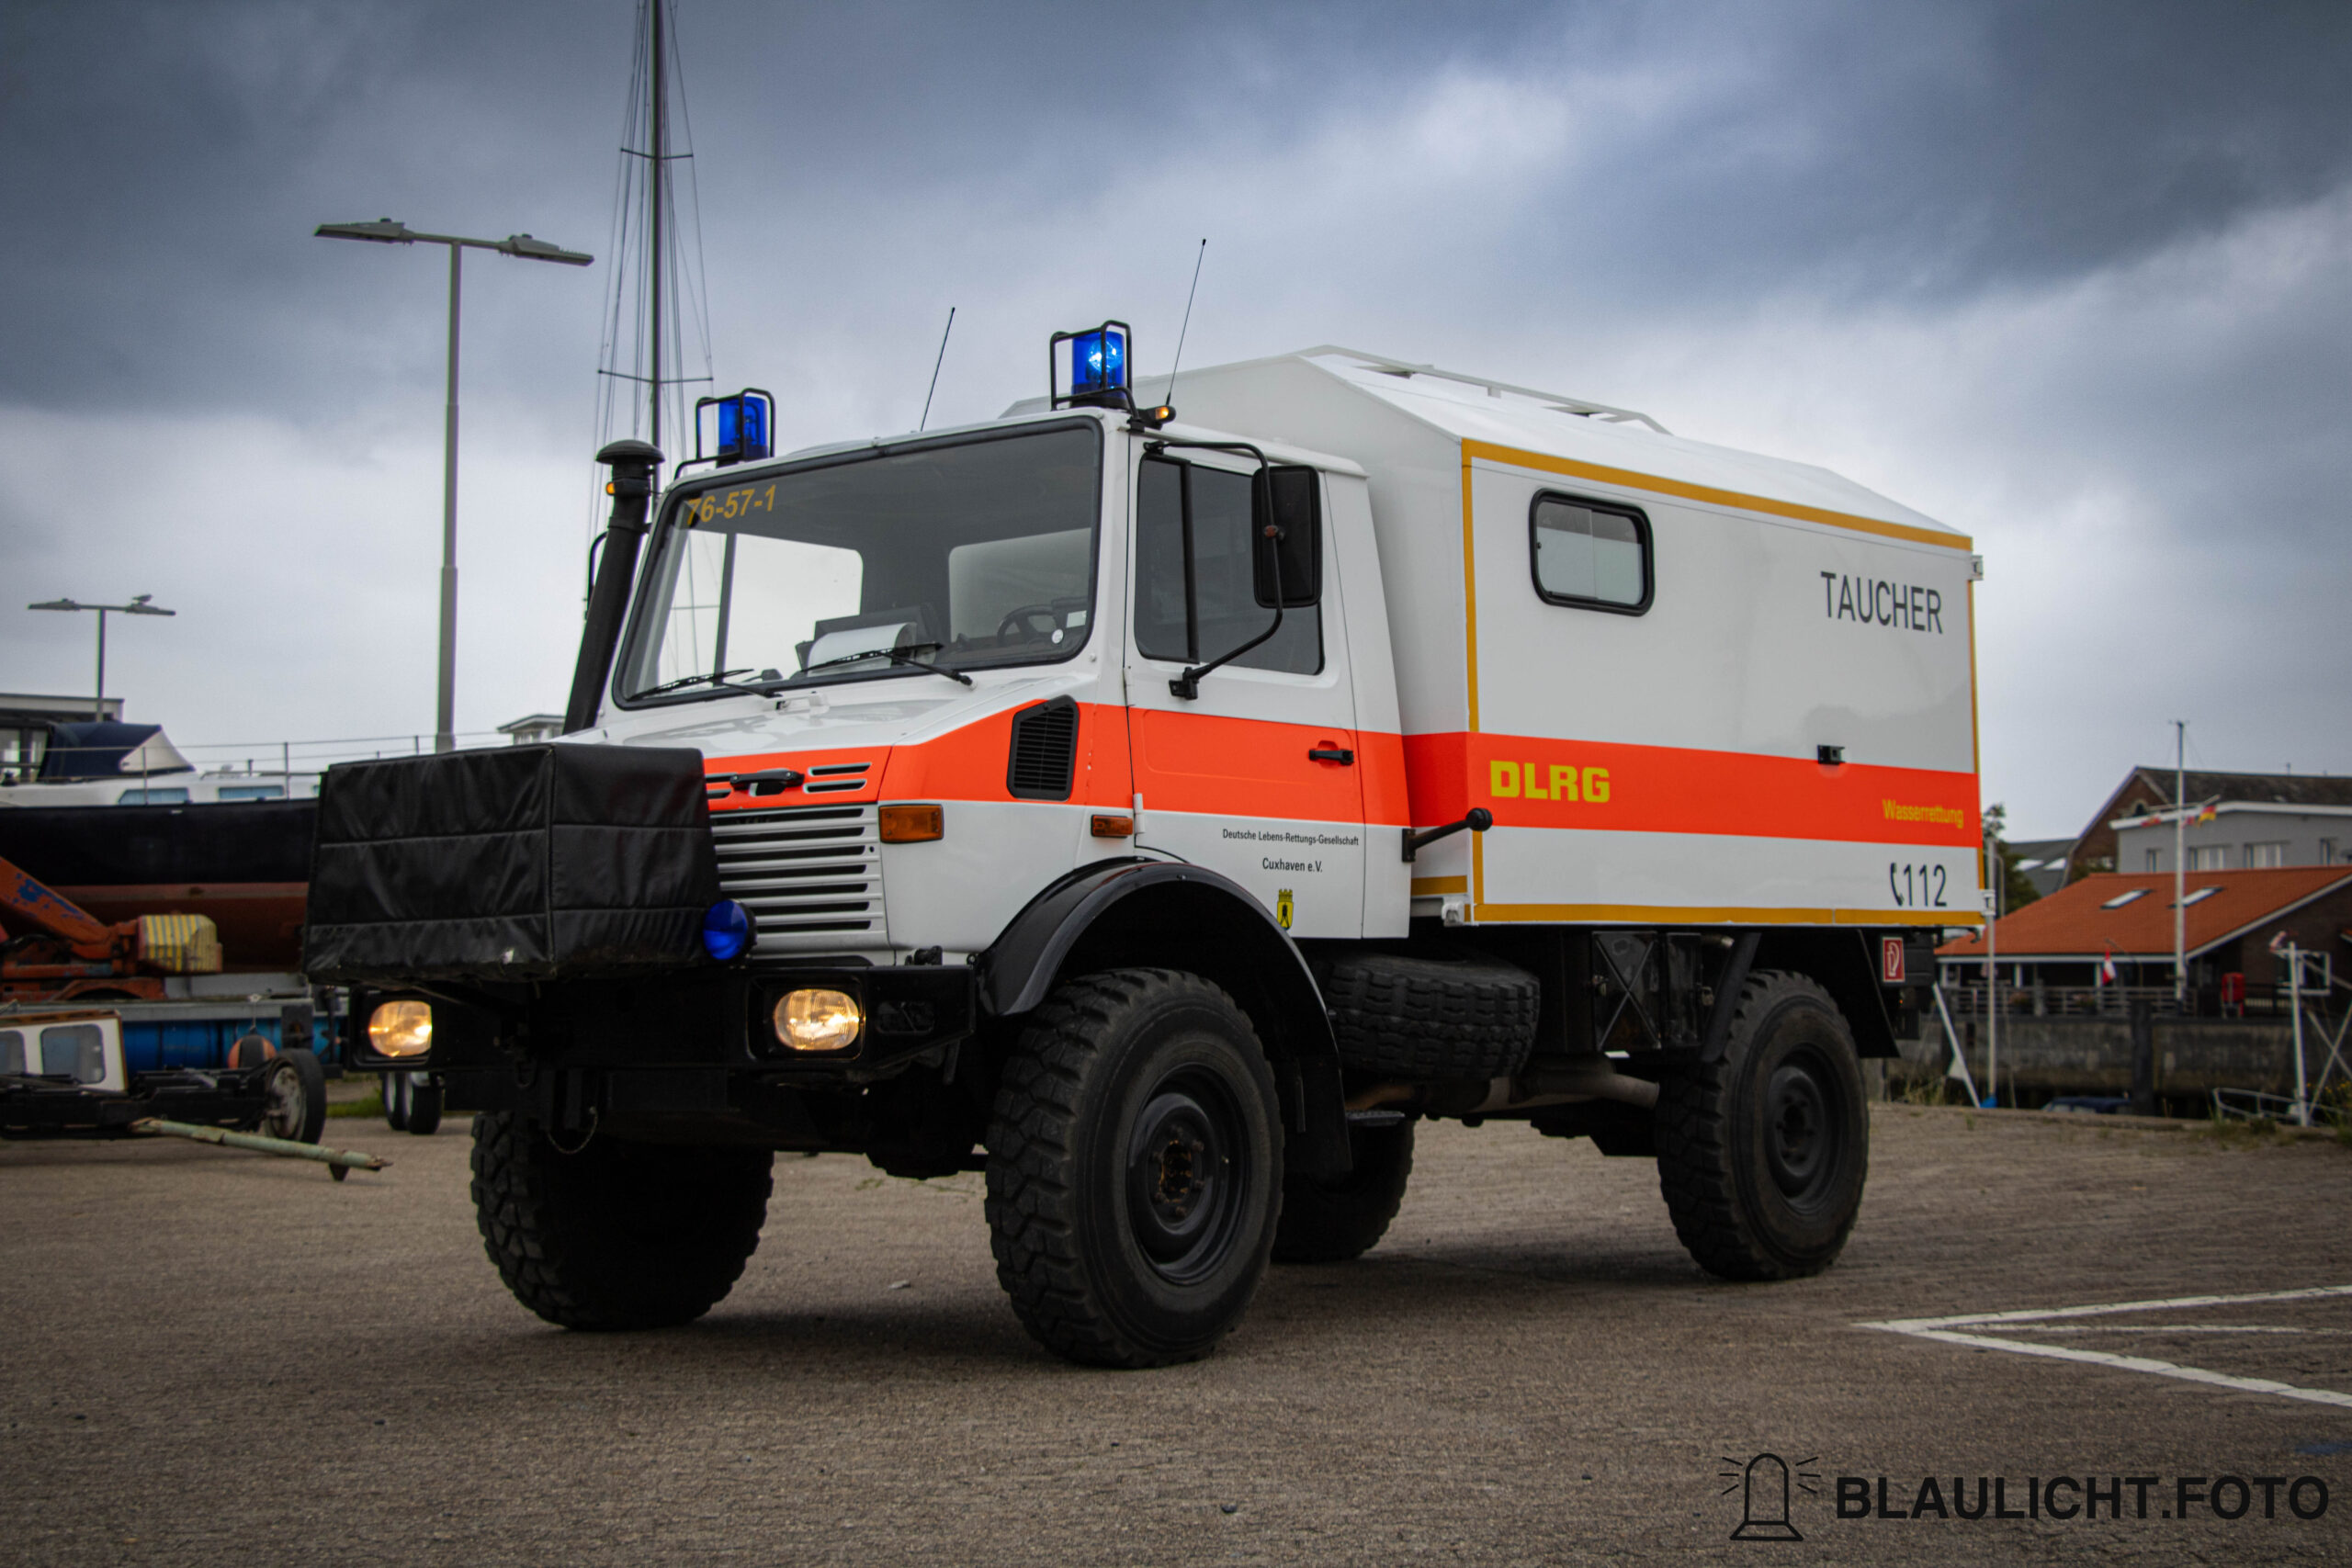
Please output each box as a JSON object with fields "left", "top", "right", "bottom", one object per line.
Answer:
{"left": 2188, "top": 844, "right": 2228, "bottom": 872}
{"left": 1134, "top": 457, "right": 1321, "bottom": 675}
{"left": 2178, "top": 886, "right": 2222, "bottom": 907}
{"left": 2245, "top": 841, "right": 2288, "bottom": 869}
{"left": 2143, "top": 850, "right": 2161, "bottom": 873}
{"left": 2101, "top": 888, "right": 2149, "bottom": 909}
{"left": 1530, "top": 494, "right": 1651, "bottom": 614}
{"left": 2322, "top": 837, "right": 2341, "bottom": 863}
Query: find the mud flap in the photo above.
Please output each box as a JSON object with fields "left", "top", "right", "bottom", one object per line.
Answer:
{"left": 1290, "top": 1053, "right": 1352, "bottom": 1179}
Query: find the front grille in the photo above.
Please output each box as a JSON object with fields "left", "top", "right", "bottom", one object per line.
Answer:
{"left": 804, "top": 761, "right": 872, "bottom": 795}
{"left": 710, "top": 804, "right": 882, "bottom": 944}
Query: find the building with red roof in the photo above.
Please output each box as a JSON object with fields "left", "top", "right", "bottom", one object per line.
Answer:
{"left": 1940, "top": 865, "right": 2352, "bottom": 999}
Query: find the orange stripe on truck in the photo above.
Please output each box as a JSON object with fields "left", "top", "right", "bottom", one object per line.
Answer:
{"left": 707, "top": 707, "right": 1975, "bottom": 849}
{"left": 1129, "top": 709, "right": 1374, "bottom": 823}
{"left": 1404, "top": 731, "right": 1979, "bottom": 847}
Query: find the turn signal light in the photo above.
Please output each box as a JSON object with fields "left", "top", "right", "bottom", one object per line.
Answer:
{"left": 368, "top": 999, "right": 433, "bottom": 1058}
{"left": 879, "top": 803, "right": 944, "bottom": 842}
{"left": 1090, "top": 814, "right": 1134, "bottom": 838}
{"left": 774, "top": 988, "right": 862, "bottom": 1052}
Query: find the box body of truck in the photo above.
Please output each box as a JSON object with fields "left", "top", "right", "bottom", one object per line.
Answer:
{"left": 316, "top": 341, "right": 1979, "bottom": 1364}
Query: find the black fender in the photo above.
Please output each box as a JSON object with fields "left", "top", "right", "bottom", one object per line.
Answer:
{"left": 979, "top": 858, "right": 1351, "bottom": 1178}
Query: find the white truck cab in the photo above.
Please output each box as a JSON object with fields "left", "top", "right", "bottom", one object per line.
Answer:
{"left": 314, "top": 330, "right": 1980, "bottom": 1367}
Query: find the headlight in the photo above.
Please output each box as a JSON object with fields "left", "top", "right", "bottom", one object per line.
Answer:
{"left": 773, "top": 988, "right": 862, "bottom": 1052}
{"left": 368, "top": 999, "right": 434, "bottom": 1058}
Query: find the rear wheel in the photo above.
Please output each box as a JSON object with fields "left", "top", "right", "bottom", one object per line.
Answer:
{"left": 1272, "top": 1117, "right": 1413, "bottom": 1263}
{"left": 470, "top": 1112, "right": 773, "bottom": 1330}
{"left": 382, "top": 1071, "right": 411, "bottom": 1132}
{"left": 986, "top": 969, "right": 1283, "bottom": 1367}
{"left": 1654, "top": 970, "right": 1868, "bottom": 1280}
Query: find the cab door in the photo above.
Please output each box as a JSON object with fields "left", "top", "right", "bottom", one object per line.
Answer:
{"left": 1124, "top": 448, "right": 1366, "bottom": 938}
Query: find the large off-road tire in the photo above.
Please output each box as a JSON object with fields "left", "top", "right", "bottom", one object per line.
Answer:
{"left": 1655, "top": 970, "right": 1869, "bottom": 1281}
{"left": 985, "top": 969, "right": 1283, "bottom": 1368}
{"left": 1272, "top": 1117, "right": 1413, "bottom": 1263}
{"left": 257, "top": 1048, "right": 327, "bottom": 1145}
{"left": 382, "top": 1071, "right": 411, "bottom": 1132}
{"left": 469, "top": 1112, "right": 773, "bottom": 1330}
{"left": 1325, "top": 953, "right": 1540, "bottom": 1078}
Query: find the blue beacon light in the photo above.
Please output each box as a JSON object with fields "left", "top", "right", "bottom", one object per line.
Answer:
{"left": 696, "top": 388, "right": 775, "bottom": 468}
{"left": 1072, "top": 327, "right": 1125, "bottom": 394}
{"left": 718, "top": 394, "right": 768, "bottom": 462}
{"left": 701, "top": 899, "right": 754, "bottom": 961}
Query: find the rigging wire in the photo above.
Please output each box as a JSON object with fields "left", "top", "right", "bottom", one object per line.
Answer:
{"left": 585, "top": 0, "right": 718, "bottom": 568}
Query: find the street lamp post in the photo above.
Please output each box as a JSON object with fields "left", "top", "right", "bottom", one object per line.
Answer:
{"left": 28, "top": 594, "right": 176, "bottom": 719}
{"left": 315, "top": 219, "right": 592, "bottom": 752}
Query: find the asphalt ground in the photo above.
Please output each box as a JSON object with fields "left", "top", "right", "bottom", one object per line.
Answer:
{"left": 4, "top": 1101, "right": 2348, "bottom": 1565}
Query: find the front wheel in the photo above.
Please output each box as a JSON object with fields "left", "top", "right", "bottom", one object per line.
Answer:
{"left": 470, "top": 1113, "right": 773, "bottom": 1330}
{"left": 986, "top": 969, "right": 1283, "bottom": 1367}
{"left": 1655, "top": 970, "right": 1869, "bottom": 1280}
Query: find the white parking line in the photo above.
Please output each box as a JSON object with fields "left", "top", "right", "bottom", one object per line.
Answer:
{"left": 1981, "top": 1324, "right": 2333, "bottom": 1336}
{"left": 1859, "top": 1285, "right": 2352, "bottom": 1411}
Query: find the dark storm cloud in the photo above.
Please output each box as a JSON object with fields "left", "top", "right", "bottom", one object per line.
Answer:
{"left": 6, "top": 0, "right": 2349, "bottom": 417}
{"left": 3, "top": 0, "right": 2349, "bottom": 829}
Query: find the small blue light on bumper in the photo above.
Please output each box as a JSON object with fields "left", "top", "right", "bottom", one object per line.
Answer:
{"left": 701, "top": 899, "right": 753, "bottom": 961}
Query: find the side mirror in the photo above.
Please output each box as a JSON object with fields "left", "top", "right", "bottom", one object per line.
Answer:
{"left": 1251, "top": 465, "right": 1322, "bottom": 608}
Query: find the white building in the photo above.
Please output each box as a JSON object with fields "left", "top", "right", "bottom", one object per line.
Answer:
{"left": 2105, "top": 773, "right": 2352, "bottom": 874}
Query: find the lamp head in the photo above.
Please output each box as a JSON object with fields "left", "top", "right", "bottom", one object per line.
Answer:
{"left": 500, "top": 233, "right": 594, "bottom": 266}
{"left": 315, "top": 218, "right": 413, "bottom": 244}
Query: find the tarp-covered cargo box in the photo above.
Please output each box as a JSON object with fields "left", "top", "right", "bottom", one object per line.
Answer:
{"left": 303, "top": 745, "right": 718, "bottom": 983}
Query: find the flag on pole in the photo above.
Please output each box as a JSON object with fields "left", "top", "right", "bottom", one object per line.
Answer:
{"left": 2100, "top": 944, "right": 2118, "bottom": 985}
{"left": 2194, "top": 802, "right": 2218, "bottom": 825}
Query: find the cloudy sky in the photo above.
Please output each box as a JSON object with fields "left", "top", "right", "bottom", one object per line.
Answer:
{"left": 3, "top": 0, "right": 2347, "bottom": 836}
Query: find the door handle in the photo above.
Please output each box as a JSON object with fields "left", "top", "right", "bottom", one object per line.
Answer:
{"left": 1307, "top": 747, "right": 1354, "bottom": 765}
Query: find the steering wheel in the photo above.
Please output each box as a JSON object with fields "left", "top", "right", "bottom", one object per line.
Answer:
{"left": 997, "top": 604, "right": 1063, "bottom": 643}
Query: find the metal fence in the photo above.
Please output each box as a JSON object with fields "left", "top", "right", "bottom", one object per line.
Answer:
{"left": 1937, "top": 978, "right": 2324, "bottom": 1021}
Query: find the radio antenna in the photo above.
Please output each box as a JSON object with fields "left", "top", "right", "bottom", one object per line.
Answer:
{"left": 918, "top": 306, "right": 956, "bottom": 432}
{"left": 1162, "top": 239, "right": 1206, "bottom": 410}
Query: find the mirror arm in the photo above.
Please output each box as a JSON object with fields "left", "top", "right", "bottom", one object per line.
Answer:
{"left": 1144, "top": 436, "right": 1270, "bottom": 467}
{"left": 1171, "top": 525, "right": 1284, "bottom": 700}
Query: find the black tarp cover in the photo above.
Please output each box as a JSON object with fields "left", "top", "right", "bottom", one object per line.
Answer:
{"left": 303, "top": 744, "right": 719, "bottom": 982}
{"left": 38, "top": 722, "right": 175, "bottom": 781}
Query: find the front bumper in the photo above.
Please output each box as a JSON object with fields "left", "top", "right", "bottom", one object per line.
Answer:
{"left": 344, "top": 963, "right": 978, "bottom": 1087}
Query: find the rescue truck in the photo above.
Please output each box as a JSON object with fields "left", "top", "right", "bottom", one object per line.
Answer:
{"left": 310, "top": 332, "right": 1983, "bottom": 1367}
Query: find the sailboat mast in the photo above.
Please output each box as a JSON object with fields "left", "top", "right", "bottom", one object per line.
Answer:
{"left": 648, "top": 0, "right": 665, "bottom": 452}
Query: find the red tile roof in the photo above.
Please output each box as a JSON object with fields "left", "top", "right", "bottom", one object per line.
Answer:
{"left": 1939, "top": 866, "right": 2352, "bottom": 961}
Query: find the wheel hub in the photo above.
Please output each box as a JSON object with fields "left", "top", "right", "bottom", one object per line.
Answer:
{"left": 1125, "top": 1072, "right": 1247, "bottom": 1284}
{"left": 1764, "top": 1060, "right": 1832, "bottom": 1201}
{"left": 260, "top": 1066, "right": 300, "bottom": 1140}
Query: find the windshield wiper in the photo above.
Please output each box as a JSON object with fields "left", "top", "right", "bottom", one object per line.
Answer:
{"left": 796, "top": 644, "right": 974, "bottom": 687}
{"left": 635, "top": 667, "right": 768, "bottom": 699}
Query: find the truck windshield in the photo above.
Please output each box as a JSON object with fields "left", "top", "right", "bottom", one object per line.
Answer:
{"left": 619, "top": 422, "right": 1102, "bottom": 701}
